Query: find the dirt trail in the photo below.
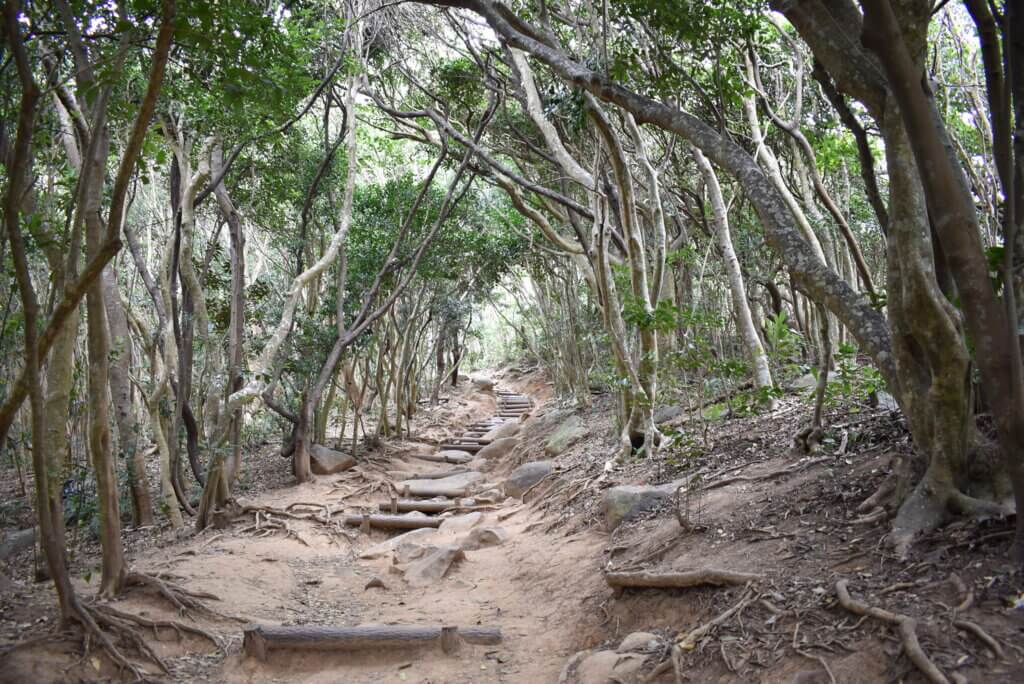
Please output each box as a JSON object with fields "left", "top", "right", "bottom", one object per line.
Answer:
{"left": 121, "top": 378, "right": 605, "bottom": 683}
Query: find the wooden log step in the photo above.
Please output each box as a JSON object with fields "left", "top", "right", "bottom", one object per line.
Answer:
{"left": 341, "top": 513, "right": 442, "bottom": 530}
{"left": 388, "top": 467, "right": 469, "bottom": 481}
{"left": 438, "top": 443, "right": 483, "bottom": 453}
{"left": 243, "top": 624, "right": 502, "bottom": 661}
{"left": 378, "top": 498, "right": 456, "bottom": 514}
{"left": 409, "top": 452, "right": 473, "bottom": 464}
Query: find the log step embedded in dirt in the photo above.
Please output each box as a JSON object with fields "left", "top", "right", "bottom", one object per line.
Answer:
{"left": 341, "top": 514, "right": 443, "bottom": 530}
{"left": 378, "top": 498, "right": 457, "bottom": 514}
{"left": 438, "top": 443, "right": 483, "bottom": 453}
{"left": 243, "top": 624, "right": 502, "bottom": 661}
{"left": 387, "top": 468, "right": 470, "bottom": 481}
{"left": 410, "top": 452, "right": 473, "bottom": 464}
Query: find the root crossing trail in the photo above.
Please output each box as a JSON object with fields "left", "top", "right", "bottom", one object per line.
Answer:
{"left": 126, "top": 380, "right": 605, "bottom": 683}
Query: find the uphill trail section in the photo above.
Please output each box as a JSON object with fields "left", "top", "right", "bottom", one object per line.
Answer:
{"left": 121, "top": 374, "right": 607, "bottom": 683}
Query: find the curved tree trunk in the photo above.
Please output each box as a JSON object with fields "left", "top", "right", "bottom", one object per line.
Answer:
{"left": 213, "top": 142, "right": 247, "bottom": 487}
{"left": 692, "top": 145, "right": 774, "bottom": 398}
{"left": 103, "top": 265, "right": 154, "bottom": 526}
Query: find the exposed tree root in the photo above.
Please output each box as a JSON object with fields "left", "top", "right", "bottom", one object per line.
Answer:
{"left": 644, "top": 588, "right": 756, "bottom": 682}
{"left": 792, "top": 424, "right": 824, "bottom": 454}
{"left": 676, "top": 588, "right": 756, "bottom": 650}
{"left": 209, "top": 499, "right": 357, "bottom": 544}
{"left": 888, "top": 475, "right": 1013, "bottom": 557}
{"left": 605, "top": 569, "right": 761, "bottom": 591}
{"left": 834, "top": 579, "right": 948, "bottom": 684}
{"left": 237, "top": 510, "right": 312, "bottom": 546}
{"left": 947, "top": 490, "right": 1014, "bottom": 519}
{"left": 954, "top": 620, "right": 1004, "bottom": 660}
{"left": 69, "top": 598, "right": 224, "bottom": 682}
{"left": 3, "top": 572, "right": 229, "bottom": 682}
{"left": 703, "top": 456, "right": 828, "bottom": 491}
{"left": 851, "top": 506, "right": 889, "bottom": 525}
{"left": 74, "top": 599, "right": 159, "bottom": 682}
{"left": 858, "top": 474, "right": 897, "bottom": 513}
{"left": 944, "top": 574, "right": 1004, "bottom": 660}
{"left": 125, "top": 572, "right": 234, "bottom": 621}
{"left": 795, "top": 648, "right": 837, "bottom": 684}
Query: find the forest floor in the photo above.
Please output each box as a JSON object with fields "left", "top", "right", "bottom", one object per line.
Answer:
{"left": 1, "top": 367, "right": 1023, "bottom": 683}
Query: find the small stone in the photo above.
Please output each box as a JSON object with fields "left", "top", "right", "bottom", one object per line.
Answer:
{"left": 576, "top": 650, "right": 645, "bottom": 683}
{"left": 475, "top": 488, "right": 504, "bottom": 503}
{"left": 459, "top": 526, "right": 508, "bottom": 551}
{"left": 359, "top": 527, "right": 438, "bottom": 559}
{"left": 480, "top": 421, "right": 521, "bottom": 443}
{"left": 438, "top": 512, "right": 483, "bottom": 534}
{"left": 503, "top": 461, "right": 554, "bottom": 498}
{"left": 601, "top": 483, "right": 677, "bottom": 531}
{"left": 477, "top": 437, "right": 519, "bottom": 461}
{"left": 471, "top": 376, "right": 496, "bottom": 391}
{"left": 364, "top": 577, "right": 387, "bottom": 590}
{"left": 653, "top": 405, "right": 684, "bottom": 424}
{"left": 544, "top": 414, "right": 587, "bottom": 456}
{"left": 792, "top": 373, "right": 817, "bottom": 390}
{"left": 401, "top": 545, "right": 465, "bottom": 586}
{"left": 617, "top": 631, "right": 659, "bottom": 653}
{"left": 437, "top": 450, "right": 474, "bottom": 463}
{"left": 309, "top": 444, "right": 356, "bottom": 475}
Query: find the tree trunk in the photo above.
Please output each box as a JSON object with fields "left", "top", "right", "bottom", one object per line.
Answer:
{"left": 83, "top": 122, "right": 127, "bottom": 597}
{"left": 2, "top": 25, "right": 80, "bottom": 619}
{"left": 692, "top": 145, "right": 774, "bottom": 398}
{"left": 103, "top": 265, "right": 154, "bottom": 526}
{"left": 863, "top": 0, "right": 1024, "bottom": 561}
{"left": 213, "top": 143, "right": 246, "bottom": 487}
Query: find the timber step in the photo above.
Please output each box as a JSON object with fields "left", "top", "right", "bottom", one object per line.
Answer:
{"left": 341, "top": 513, "right": 442, "bottom": 530}
{"left": 378, "top": 498, "right": 457, "bottom": 514}
{"left": 244, "top": 624, "right": 502, "bottom": 661}
{"left": 410, "top": 452, "right": 473, "bottom": 464}
{"left": 438, "top": 443, "right": 483, "bottom": 453}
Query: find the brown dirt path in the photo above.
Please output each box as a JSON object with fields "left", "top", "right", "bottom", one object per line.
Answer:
{"left": 123, "top": 377, "right": 608, "bottom": 683}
